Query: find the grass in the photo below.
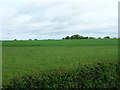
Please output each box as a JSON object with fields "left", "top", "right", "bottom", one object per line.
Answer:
{"left": 2, "top": 39, "right": 118, "bottom": 86}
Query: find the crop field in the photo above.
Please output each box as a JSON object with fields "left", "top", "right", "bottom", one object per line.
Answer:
{"left": 2, "top": 39, "right": 118, "bottom": 85}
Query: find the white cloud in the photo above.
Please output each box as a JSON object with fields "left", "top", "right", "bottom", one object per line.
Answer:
{"left": 0, "top": 0, "right": 118, "bottom": 40}
{"left": 11, "top": 15, "right": 33, "bottom": 24}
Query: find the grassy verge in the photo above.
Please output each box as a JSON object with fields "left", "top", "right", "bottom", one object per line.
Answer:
{"left": 2, "top": 62, "right": 120, "bottom": 89}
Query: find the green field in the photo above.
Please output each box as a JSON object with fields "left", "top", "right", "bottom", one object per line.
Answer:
{"left": 2, "top": 39, "right": 118, "bottom": 84}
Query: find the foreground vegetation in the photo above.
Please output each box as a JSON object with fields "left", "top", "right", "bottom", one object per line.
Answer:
{"left": 2, "top": 39, "right": 118, "bottom": 88}
{"left": 3, "top": 62, "right": 119, "bottom": 89}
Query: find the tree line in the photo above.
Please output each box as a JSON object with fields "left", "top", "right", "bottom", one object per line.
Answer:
{"left": 62, "top": 34, "right": 111, "bottom": 40}
{"left": 14, "top": 34, "right": 118, "bottom": 41}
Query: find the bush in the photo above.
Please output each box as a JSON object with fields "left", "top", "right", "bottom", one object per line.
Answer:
{"left": 2, "top": 62, "right": 120, "bottom": 89}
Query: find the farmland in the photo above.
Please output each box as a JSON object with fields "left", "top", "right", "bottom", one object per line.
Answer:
{"left": 2, "top": 39, "right": 118, "bottom": 86}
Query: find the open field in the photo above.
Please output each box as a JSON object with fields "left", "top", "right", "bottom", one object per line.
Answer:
{"left": 2, "top": 39, "right": 118, "bottom": 85}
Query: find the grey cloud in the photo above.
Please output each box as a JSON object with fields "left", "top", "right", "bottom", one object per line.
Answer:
{"left": 0, "top": 0, "right": 118, "bottom": 40}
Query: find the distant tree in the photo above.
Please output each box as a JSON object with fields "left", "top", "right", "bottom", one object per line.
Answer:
{"left": 62, "top": 38, "right": 65, "bottom": 40}
{"left": 79, "top": 35, "right": 84, "bottom": 39}
{"left": 70, "top": 34, "right": 83, "bottom": 39}
{"left": 34, "top": 39, "right": 37, "bottom": 40}
{"left": 14, "top": 39, "right": 17, "bottom": 41}
{"left": 104, "top": 36, "right": 110, "bottom": 39}
{"left": 63, "top": 34, "right": 89, "bottom": 39}
{"left": 81, "top": 37, "right": 88, "bottom": 39}
{"left": 73, "top": 34, "right": 81, "bottom": 39}
{"left": 70, "top": 35, "right": 74, "bottom": 39}
{"left": 89, "top": 37, "right": 96, "bottom": 39}
{"left": 29, "top": 39, "right": 32, "bottom": 40}
{"left": 62, "top": 34, "right": 105, "bottom": 40}
{"left": 98, "top": 37, "right": 101, "bottom": 39}
{"left": 65, "top": 36, "right": 70, "bottom": 39}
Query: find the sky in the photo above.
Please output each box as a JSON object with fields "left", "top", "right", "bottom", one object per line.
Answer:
{"left": 0, "top": 0, "right": 119, "bottom": 40}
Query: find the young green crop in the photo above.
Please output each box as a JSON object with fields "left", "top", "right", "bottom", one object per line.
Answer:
{"left": 2, "top": 39, "right": 118, "bottom": 47}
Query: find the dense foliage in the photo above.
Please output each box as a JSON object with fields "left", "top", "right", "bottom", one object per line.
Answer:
{"left": 63, "top": 34, "right": 89, "bottom": 39}
{"left": 62, "top": 34, "right": 113, "bottom": 40}
{"left": 2, "top": 62, "right": 119, "bottom": 89}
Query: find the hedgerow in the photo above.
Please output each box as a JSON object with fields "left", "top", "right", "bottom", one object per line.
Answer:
{"left": 2, "top": 62, "right": 120, "bottom": 89}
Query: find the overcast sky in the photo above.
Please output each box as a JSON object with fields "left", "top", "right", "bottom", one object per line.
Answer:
{"left": 0, "top": 0, "right": 118, "bottom": 40}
